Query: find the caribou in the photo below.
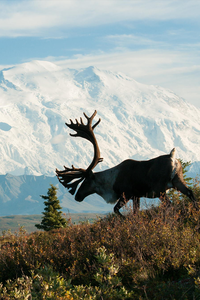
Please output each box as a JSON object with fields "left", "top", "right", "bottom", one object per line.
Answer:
{"left": 56, "top": 110, "right": 197, "bottom": 216}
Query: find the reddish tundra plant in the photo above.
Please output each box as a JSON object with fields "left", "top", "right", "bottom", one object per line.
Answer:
{"left": 0, "top": 173, "right": 200, "bottom": 298}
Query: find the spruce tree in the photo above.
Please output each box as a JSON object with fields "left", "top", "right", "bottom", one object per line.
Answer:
{"left": 179, "top": 159, "right": 192, "bottom": 185}
{"left": 35, "top": 184, "right": 67, "bottom": 231}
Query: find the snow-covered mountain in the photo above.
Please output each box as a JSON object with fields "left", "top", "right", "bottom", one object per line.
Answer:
{"left": 0, "top": 60, "right": 200, "bottom": 178}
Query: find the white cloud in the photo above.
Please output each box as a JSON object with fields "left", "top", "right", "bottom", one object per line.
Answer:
{"left": 0, "top": 0, "right": 200, "bottom": 37}
{"left": 103, "top": 34, "right": 167, "bottom": 48}
{"left": 0, "top": 0, "right": 199, "bottom": 108}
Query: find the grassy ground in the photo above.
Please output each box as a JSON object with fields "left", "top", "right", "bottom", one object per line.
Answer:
{"left": 0, "top": 213, "right": 106, "bottom": 234}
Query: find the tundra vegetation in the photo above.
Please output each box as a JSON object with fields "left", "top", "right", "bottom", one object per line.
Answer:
{"left": 0, "top": 174, "right": 200, "bottom": 299}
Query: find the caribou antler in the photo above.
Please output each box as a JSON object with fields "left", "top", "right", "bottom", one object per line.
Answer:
{"left": 56, "top": 110, "right": 103, "bottom": 195}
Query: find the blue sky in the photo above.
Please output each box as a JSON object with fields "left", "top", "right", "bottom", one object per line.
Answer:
{"left": 0, "top": 0, "right": 200, "bottom": 107}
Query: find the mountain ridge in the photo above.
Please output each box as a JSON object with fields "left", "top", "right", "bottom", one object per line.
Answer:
{"left": 0, "top": 173, "right": 111, "bottom": 216}
{"left": 0, "top": 60, "right": 200, "bottom": 178}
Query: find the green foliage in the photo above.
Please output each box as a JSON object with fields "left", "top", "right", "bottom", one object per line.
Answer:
{"left": 92, "top": 246, "right": 135, "bottom": 299}
{"left": 0, "top": 249, "right": 135, "bottom": 300}
{"left": 0, "top": 179, "right": 200, "bottom": 298}
{"left": 35, "top": 184, "right": 67, "bottom": 231}
{"left": 179, "top": 159, "right": 193, "bottom": 185}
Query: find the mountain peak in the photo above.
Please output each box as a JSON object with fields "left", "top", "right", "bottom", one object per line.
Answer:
{"left": 0, "top": 60, "right": 200, "bottom": 176}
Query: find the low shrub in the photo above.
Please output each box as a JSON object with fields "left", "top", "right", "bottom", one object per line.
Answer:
{"left": 1, "top": 185, "right": 200, "bottom": 298}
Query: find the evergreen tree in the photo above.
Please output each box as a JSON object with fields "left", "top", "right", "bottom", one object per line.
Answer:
{"left": 35, "top": 184, "right": 67, "bottom": 231}
{"left": 179, "top": 159, "right": 192, "bottom": 185}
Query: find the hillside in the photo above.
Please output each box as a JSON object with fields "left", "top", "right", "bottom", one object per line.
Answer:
{"left": 1, "top": 197, "right": 200, "bottom": 299}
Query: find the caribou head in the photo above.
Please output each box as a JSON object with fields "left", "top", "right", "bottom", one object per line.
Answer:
{"left": 56, "top": 110, "right": 198, "bottom": 216}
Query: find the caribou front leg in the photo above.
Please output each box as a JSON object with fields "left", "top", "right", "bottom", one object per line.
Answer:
{"left": 114, "top": 192, "right": 128, "bottom": 217}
